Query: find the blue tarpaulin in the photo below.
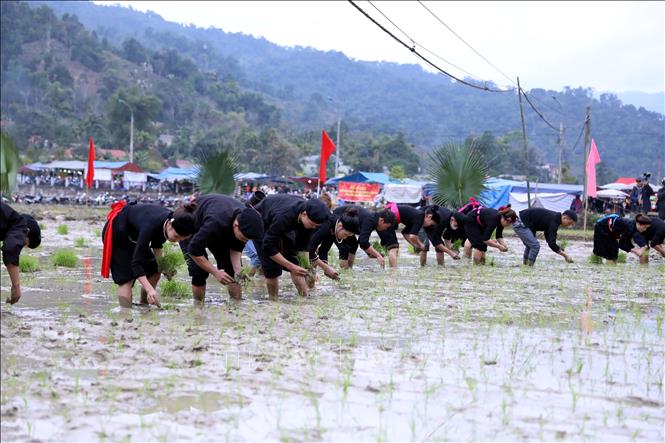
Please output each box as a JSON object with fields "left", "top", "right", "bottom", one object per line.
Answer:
{"left": 325, "top": 171, "right": 395, "bottom": 185}
{"left": 150, "top": 167, "right": 199, "bottom": 182}
{"left": 425, "top": 178, "right": 583, "bottom": 209}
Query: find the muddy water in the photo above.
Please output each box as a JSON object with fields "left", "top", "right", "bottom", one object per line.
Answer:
{"left": 1, "top": 220, "right": 664, "bottom": 441}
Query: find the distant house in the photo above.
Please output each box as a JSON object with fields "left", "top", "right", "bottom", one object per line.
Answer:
{"left": 98, "top": 148, "right": 128, "bottom": 160}
{"left": 175, "top": 159, "right": 194, "bottom": 169}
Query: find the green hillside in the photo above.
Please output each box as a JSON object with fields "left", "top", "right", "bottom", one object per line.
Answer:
{"left": 3, "top": 0, "right": 663, "bottom": 180}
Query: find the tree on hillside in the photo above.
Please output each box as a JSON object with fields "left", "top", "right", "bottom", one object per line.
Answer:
{"left": 107, "top": 88, "right": 162, "bottom": 149}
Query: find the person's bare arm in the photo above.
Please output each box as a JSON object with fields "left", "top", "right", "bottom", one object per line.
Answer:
{"left": 5, "top": 264, "right": 21, "bottom": 304}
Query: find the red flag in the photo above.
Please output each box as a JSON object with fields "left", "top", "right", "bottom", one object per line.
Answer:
{"left": 319, "top": 130, "right": 336, "bottom": 185}
{"left": 85, "top": 137, "right": 96, "bottom": 189}
{"left": 585, "top": 138, "right": 601, "bottom": 197}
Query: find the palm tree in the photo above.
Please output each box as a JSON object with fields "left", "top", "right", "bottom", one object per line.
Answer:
{"left": 428, "top": 141, "right": 489, "bottom": 208}
{"left": 196, "top": 149, "right": 237, "bottom": 195}
{"left": 0, "top": 132, "right": 20, "bottom": 197}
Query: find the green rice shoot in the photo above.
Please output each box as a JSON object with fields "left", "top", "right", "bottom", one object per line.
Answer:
{"left": 160, "top": 280, "right": 190, "bottom": 298}
{"left": 19, "top": 255, "right": 40, "bottom": 273}
{"left": 588, "top": 254, "right": 603, "bottom": 265}
{"left": 56, "top": 224, "right": 69, "bottom": 235}
{"left": 371, "top": 241, "right": 387, "bottom": 256}
{"left": 52, "top": 249, "right": 78, "bottom": 267}
{"left": 157, "top": 243, "right": 185, "bottom": 280}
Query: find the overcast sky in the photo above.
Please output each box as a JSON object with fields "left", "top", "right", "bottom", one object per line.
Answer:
{"left": 94, "top": 1, "right": 664, "bottom": 93}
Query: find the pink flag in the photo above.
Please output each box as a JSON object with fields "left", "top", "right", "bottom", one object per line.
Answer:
{"left": 585, "top": 138, "right": 601, "bottom": 197}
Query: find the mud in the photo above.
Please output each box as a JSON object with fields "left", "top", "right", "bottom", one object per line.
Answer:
{"left": 1, "top": 218, "right": 663, "bottom": 441}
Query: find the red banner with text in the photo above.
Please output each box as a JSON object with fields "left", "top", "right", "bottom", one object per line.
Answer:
{"left": 338, "top": 181, "right": 382, "bottom": 202}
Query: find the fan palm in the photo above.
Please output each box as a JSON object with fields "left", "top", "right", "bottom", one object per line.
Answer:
{"left": 0, "top": 132, "right": 20, "bottom": 197}
{"left": 428, "top": 141, "right": 489, "bottom": 209}
{"left": 196, "top": 149, "right": 237, "bottom": 195}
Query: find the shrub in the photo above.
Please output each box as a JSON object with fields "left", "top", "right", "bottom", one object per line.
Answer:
{"left": 19, "top": 255, "right": 40, "bottom": 272}
{"left": 160, "top": 280, "right": 190, "bottom": 298}
{"left": 56, "top": 224, "right": 68, "bottom": 235}
{"left": 588, "top": 254, "right": 603, "bottom": 265}
{"left": 74, "top": 237, "right": 86, "bottom": 248}
{"left": 52, "top": 249, "right": 78, "bottom": 267}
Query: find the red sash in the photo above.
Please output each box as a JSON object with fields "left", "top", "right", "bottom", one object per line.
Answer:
{"left": 385, "top": 202, "right": 401, "bottom": 224}
{"left": 101, "top": 200, "right": 127, "bottom": 278}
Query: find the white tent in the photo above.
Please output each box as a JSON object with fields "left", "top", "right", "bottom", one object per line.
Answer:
{"left": 509, "top": 192, "right": 574, "bottom": 213}
{"left": 91, "top": 168, "right": 112, "bottom": 181}
{"left": 596, "top": 189, "right": 629, "bottom": 199}
{"left": 123, "top": 171, "right": 147, "bottom": 183}
{"left": 600, "top": 182, "right": 661, "bottom": 192}
{"left": 383, "top": 184, "right": 423, "bottom": 204}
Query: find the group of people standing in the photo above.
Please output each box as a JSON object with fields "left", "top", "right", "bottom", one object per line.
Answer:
{"left": 2, "top": 188, "right": 663, "bottom": 307}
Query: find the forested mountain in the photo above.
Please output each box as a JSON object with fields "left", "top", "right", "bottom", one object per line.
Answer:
{"left": 3, "top": 0, "right": 663, "bottom": 180}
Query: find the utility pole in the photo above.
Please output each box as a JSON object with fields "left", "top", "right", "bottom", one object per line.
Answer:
{"left": 552, "top": 96, "right": 565, "bottom": 184}
{"left": 558, "top": 122, "right": 564, "bottom": 184}
{"left": 517, "top": 77, "right": 531, "bottom": 207}
{"left": 334, "top": 117, "right": 341, "bottom": 178}
{"left": 582, "top": 106, "right": 591, "bottom": 232}
{"left": 118, "top": 98, "right": 134, "bottom": 164}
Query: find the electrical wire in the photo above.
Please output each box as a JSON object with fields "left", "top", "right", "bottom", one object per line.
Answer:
{"left": 570, "top": 118, "right": 587, "bottom": 153}
{"left": 417, "top": 0, "right": 516, "bottom": 87}
{"left": 366, "top": 1, "right": 490, "bottom": 84}
{"left": 520, "top": 87, "right": 560, "bottom": 132}
{"left": 417, "top": 1, "right": 570, "bottom": 131}
{"left": 348, "top": 0, "right": 512, "bottom": 93}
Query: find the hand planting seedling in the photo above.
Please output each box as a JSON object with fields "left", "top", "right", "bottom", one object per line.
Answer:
{"left": 297, "top": 255, "right": 318, "bottom": 288}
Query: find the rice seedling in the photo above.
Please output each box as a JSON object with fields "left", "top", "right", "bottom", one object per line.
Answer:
{"left": 617, "top": 252, "right": 627, "bottom": 263}
{"left": 588, "top": 254, "right": 603, "bottom": 264}
{"left": 56, "top": 224, "right": 69, "bottom": 235}
{"left": 371, "top": 241, "right": 387, "bottom": 256}
{"left": 38, "top": 222, "right": 46, "bottom": 230}
{"left": 52, "top": 249, "right": 78, "bottom": 267}
{"left": 160, "top": 280, "right": 190, "bottom": 298}
{"left": 156, "top": 244, "right": 185, "bottom": 280}
{"left": 19, "top": 255, "right": 40, "bottom": 272}
{"left": 73, "top": 237, "right": 86, "bottom": 248}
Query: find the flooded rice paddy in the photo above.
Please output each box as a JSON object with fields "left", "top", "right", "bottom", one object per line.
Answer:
{"left": 1, "top": 218, "right": 664, "bottom": 442}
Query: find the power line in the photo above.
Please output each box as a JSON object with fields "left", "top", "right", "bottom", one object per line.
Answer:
{"left": 519, "top": 87, "right": 560, "bottom": 132}
{"left": 571, "top": 117, "right": 587, "bottom": 153}
{"left": 366, "top": 1, "right": 490, "bottom": 84}
{"left": 417, "top": 1, "right": 570, "bottom": 132}
{"left": 348, "top": 0, "right": 512, "bottom": 93}
{"left": 417, "top": 0, "right": 516, "bottom": 87}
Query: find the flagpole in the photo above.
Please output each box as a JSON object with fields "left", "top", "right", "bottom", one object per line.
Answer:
{"left": 582, "top": 106, "right": 591, "bottom": 233}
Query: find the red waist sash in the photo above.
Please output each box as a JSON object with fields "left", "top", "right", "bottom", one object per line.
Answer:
{"left": 101, "top": 200, "right": 127, "bottom": 278}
